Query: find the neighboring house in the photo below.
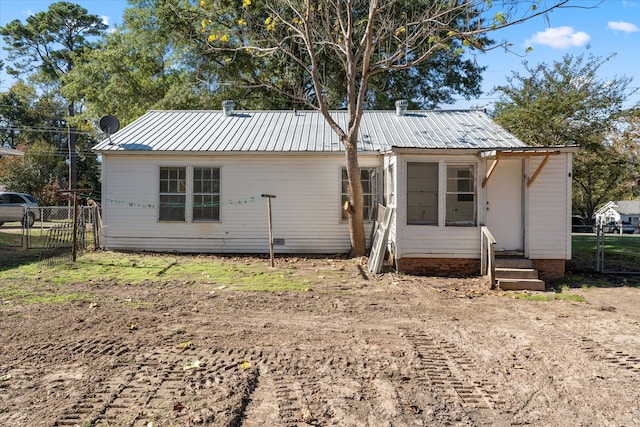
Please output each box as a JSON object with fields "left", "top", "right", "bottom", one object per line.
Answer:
{"left": 595, "top": 200, "right": 640, "bottom": 229}
{"left": 93, "top": 102, "right": 578, "bottom": 281}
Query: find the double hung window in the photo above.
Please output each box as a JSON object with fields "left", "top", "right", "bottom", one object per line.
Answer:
{"left": 406, "top": 162, "right": 476, "bottom": 226}
{"left": 446, "top": 165, "right": 475, "bottom": 225}
{"left": 159, "top": 167, "right": 186, "bottom": 221}
{"left": 341, "top": 167, "right": 379, "bottom": 221}
{"left": 159, "top": 166, "right": 220, "bottom": 222}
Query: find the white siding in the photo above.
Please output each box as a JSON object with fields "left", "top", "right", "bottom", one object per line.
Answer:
{"left": 393, "top": 154, "right": 482, "bottom": 259}
{"left": 526, "top": 153, "right": 572, "bottom": 259}
{"left": 101, "top": 153, "right": 380, "bottom": 253}
{"left": 381, "top": 151, "right": 574, "bottom": 262}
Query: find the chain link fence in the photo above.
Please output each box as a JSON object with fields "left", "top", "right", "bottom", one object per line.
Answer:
{"left": 595, "top": 222, "right": 640, "bottom": 274}
{"left": 0, "top": 205, "right": 102, "bottom": 261}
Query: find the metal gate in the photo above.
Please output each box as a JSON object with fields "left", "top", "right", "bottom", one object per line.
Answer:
{"left": 0, "top": 205, "right": 101, "bottom": 251}
{"left": 595, "top": 222, "right": 640, "bottom": 274}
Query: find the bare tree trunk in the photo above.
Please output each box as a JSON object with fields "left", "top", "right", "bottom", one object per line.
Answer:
{"left": 343, "top": 136, "right": 366, "bottom": 257}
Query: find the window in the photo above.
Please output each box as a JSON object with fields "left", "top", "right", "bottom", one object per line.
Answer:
{"left": 193, "top": 167, "right": 220, "bottom": 221}
{"left": 407, "top": 162, "right": 438, "bottom": 225}
{"left": 446, "top": 165, "right": 476, "bottom": 225}
{"left": 159, "top": 167, "right": 186, "bottom": 221}
{"left": 159, "top": 166, "right": 221, "bottom": 222}
{"left": 341, "top": 167, "right": 379, "bottom": 221}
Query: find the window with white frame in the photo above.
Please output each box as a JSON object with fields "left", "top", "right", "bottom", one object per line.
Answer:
{"left": 407, "top": 162, "right": 438, "bottom": 225}
{"left": 445, "top": 165, "right": 476, "bottom": 225}
{"left": 193, "top": 167, "right": 220, "bottom": 221}
{"left": 159, "top": 167, "right": 186, "bottom": 221}
{"left": 406, "top": 162, "right": 476, "bottom": 226}
{"left": 159, "top": 166, "right": 221, "bottom": 222}
{"left": 341, "top": 167, "right": 379, "bottom": 221}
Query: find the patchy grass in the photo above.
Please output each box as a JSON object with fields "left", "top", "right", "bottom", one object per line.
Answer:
{"left": 0, "top": 228, "right": 52, "bottom": 249}
{"left": 507, "top": 290, "right": 585, "bottom": 303}
{"left": 0, "top": 250, "right": 314, "bottom": 293}
{"left": 0, "top": 284, "right": 92, "bottom": 305}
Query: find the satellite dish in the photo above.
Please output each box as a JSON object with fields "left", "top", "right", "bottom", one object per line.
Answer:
{"left": 99, "top": 115, "right": 120, "bottom": 134}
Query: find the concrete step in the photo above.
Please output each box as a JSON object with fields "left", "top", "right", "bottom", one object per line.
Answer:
{"left": 495, "top": 267, "right": 539, "bottom": 279}
{"left": 497, "top": 278, "right": 545, "bottom": 291}
{"left": 495, "top": 258, "right": 532, "bottom": 269}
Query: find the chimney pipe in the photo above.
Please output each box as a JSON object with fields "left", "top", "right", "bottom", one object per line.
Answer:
{"left": 222, "top": 100, "right": 235, "bottom": 116}
{"left": 395, "top": 99, "right": 408, "bottom": 116}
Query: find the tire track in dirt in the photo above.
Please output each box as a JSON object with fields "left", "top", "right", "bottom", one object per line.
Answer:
{"left": 246, "top": 344, "right": 446, "bottom": 426}
{"left": 526, "top": 318, "right": 640, "bottom": 378}
{"left": 10, "top": 337, "right": 130, "bottom": 364}
{"left": 402, "top": 329, "right": 510, "bottom": 426}
{"left": 578, "top": 336, "right": 640, "bottom": 375}
{"left": 51, "top": 347, "right": 262, "bottom": 426}
{"left": 0, "top": 338, "right": 132, "bottom": 426}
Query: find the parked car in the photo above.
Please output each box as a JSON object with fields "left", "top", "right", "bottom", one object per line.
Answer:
{"left": 0, "top": 192, "right": 39, "bottom": 227}
{"left": 603, "top": 221, "right": 636, "bottom": 234}
{"left": 621, "top": 221, "right": 636, "bottom": 234}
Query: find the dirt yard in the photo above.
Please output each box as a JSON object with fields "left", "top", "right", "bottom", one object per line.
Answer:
{"left": 1, "top": 256, "right": 639, "bottom": 426}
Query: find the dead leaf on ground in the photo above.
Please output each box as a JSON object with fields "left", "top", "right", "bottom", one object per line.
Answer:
{"left": 405, "top": 404, "right": 421, "bottom": 414}
{"left": 300, "top": 409, "right": 312, "bottom": 422}
{"left": 177, "top": 340, "right": 194, "bottom": 350}
{"left": 183, "top": 360, "right": 201, "bottom": 370}
{"left": 173, "top": 401, "right": 185, "bottom": 411}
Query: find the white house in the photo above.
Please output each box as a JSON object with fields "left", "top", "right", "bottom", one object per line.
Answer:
{"left": 93, "top": 102, "right": 577, "bottom": 281}
{"left": 595, "top": 200, "right": 640, "bottom": 230}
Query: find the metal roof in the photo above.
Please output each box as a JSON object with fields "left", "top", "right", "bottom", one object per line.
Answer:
{"left": 611, "top": 200, "right": 640, "bottom": 215}
{"left": 93, "top": 109, "right": 529, "bottom": 153}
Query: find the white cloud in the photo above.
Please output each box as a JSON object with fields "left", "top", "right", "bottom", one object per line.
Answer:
{"left": 101, "top": 15, "right": 110, "bottom": 26}
{"left": 526, "top": 26, "right": 590, "bottom": 49}
{"left": 608, "top": 21, "right": 639, "bottom": 33}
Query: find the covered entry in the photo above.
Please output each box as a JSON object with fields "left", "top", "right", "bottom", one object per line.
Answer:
{"left": 482, "top": 150, "right": 561, "bottom": 252}
{"left": 484, "top": 157, "right": 524, "bottom": 251}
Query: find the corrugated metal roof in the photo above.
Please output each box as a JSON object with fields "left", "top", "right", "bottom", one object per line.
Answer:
{"left": 93, "top": 109, "right": 528, "bottom": 152}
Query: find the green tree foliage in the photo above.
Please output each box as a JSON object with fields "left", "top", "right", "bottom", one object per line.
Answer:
{"left": 0, "top": 2, "right": 106, "bottom": 82}
{"left": 0, "top": 142, "right": 66, "bottom": 205}
{"left": 63, "top": 0, "right": 209, "bottom": 125}
{"left": 190, "top": 0, "right": 568, "bottom": 255}
{"left": 0, "top": 83, "right": 68, "bottom": 149}
{"left": 0, "top": 1, "right": 107, "bottom": 191}
{"left": 492, "top": 53, "right": 640, "bottom": 223}
{"left": 0, "top": 83, "right": 42, "bottom": 148}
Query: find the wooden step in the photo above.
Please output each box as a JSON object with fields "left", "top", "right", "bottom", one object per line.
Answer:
{"left": 497, "top": 278, "right": 545, "bottom": 291}
{"left": 495, "top": 267, "right": 539, "bottom": 279}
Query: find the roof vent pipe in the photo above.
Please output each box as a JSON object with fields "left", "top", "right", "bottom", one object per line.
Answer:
{"left": 395, "top": 99, "right": 408, "bottom": 116}
{"left": 222, "top": 100, "right": 235, "bottom": 116}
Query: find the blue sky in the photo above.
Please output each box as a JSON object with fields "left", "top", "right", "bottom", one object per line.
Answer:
{"left": 1, "top": 0, "right": 639, "bottom": 109}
